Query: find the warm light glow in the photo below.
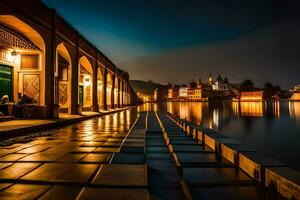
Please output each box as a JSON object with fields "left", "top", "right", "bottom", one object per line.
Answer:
{"left": 291, "top": 93, "right": 300, "bottom": 101}
{"left": 10, "top": 50, "right": 17, "bottom": 62}
{"left": 289, "top": 101, "right": 300, "bottom": 123}
{"left": 240, "top": 102, "right": 263, "bottom": 117}
{"left": 240, "top": 91, "right": 263, "bottom": 101}
{"left": 84, "top": 77, "right": 90, "bottom": 87}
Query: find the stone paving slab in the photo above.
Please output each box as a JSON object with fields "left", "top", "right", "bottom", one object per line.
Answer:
{"left": 93, "top": 164, "right": 148, "bottom": 187}
{"left": 146, "top": 153, "right": 171, "bottom": 160}
{"left": 183, "top": 167, "right": 255, "bottom": 186}
{"left": 79, "top": 153, "right": 112, "bottom": 163}
{"left": 21, "top": 163, "right": 73, "bottom": 182}
{"left": 79, "top": 187, "right": 149, "bottom": 200}
{"left": 146, "top": 146, "right": 169, "bottom": 153}
{"left": 176, "top": 152, "right": 233, "bottom": 167}
{"left": 19, "top": 152, "right": 66, "bottom": 162}
{"left": 0, "top": 162, "right": 40, "bottom": 179}
{"left": 190, "top": 186, "right": 267, "bottom": 200}
{"left": 0, "top": 153, "right": 29, "bottom": 162}
{"left": 0, "top": 184, "right": 50, "bottom": 200}
{"left": 92, "top": 147, "right": 119, "bottom": 153}
{"left": 38, "top": 185, "right": 83, "bottom": 200}
{"left": 172, "top": 144, "right": 205, "bottom": 152}
{"left": 112, "top": 153, "right": 145, "bottom": 164}
{"left": 120, "top": 146, "right": 144, "bottom": 153}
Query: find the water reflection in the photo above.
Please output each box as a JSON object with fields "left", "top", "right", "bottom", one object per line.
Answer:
{"left": 138, "top": 101, "right": 300, "bottom": 171}
{"left": 240, "top": 102, "right": 264, "bottom": 117}
{"left": 289, "top": 101, "right": 300, "bottom": 124}
{"left": 140, "top": 101, "right": 299, "bottom": 132}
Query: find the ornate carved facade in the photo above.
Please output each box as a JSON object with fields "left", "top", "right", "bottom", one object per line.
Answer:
{"left": 0, "top": 23, "right": 41, "bottom": 51}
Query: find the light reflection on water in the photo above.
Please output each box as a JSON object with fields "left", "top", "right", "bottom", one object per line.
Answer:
{"left": 138, "top": 101, "right": 300, "bottom": 171}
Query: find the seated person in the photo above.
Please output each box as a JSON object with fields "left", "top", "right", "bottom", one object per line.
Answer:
{"left": 0, "top": 95, "right": 9, "bottom": 116}
{"left": 0, "top": 95, "right": 9, "bottom": 104}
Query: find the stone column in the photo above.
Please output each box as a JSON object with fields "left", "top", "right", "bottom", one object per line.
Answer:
{"left": 121, "top": 81, "right": 124, "bottom": 107}
{"left": 71, "top": 32, "right": 79, "bottom": 115}
{"left": 45, "top": 9, "right": 56, "bottom": 119}
{"left": 103, "top": 67, "right": 107, "bottom": 110}
{"left": 117, "top": 77, "right": 120, "bottom": 108}
{"left": 111, "top": 71, "right": 115, "bottom": 109}
{"left": 92, "top": 53, "right": 99, "bottom": 112}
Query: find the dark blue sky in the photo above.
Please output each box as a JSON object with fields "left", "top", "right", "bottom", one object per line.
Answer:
{"left": 44, "top": 0, "right": 300, "bottom": 88}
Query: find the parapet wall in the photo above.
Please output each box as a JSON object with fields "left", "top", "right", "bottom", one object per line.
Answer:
{"left": 168, "top": 112, "right": 300, "bottom": 200}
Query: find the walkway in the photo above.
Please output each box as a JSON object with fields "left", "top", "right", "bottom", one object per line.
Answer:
{"left": 0, "top": 110, "right": 284, "bottom": 199}
{"left": 0, "top": 108, "right": 129, "bottom": 140}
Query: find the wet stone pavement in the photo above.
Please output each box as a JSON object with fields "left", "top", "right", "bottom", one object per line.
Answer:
{"left": 0, "top": 109, "right": 147, "bottom": 200}
{"left": 0, "top": 109, "right": 284, "bottom": 200}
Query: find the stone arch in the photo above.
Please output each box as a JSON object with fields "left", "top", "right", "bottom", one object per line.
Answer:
{"left": 79, "top": 56, "right": 93, "bottom": 110}
{"left": 0, "top": 15, "right": 46, "bottom": 105}
{"left": 56, "top": 42, "right": 72, "bottom": 113}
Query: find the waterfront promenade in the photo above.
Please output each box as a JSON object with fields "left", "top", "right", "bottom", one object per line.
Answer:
{"left": 0, "top": 109, "right": 291, "bottom": 199}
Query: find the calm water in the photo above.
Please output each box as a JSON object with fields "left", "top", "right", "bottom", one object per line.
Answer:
{"left": 138, "top": 101, "right": 300, "bottom": 171}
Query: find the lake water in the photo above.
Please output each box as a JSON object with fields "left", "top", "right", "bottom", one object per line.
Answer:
{"left": 138, "top": 101, "right": 300, "bottom": 171}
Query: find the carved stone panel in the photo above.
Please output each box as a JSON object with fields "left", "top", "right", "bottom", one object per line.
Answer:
{"left": 23, "top": 74, "right": 40, "bottom": 103}
{"left": 0, "top": 23, "right": 41, "bottom": 51}
{"left": 59, "top": 82, "right": 68, "bottom": 106}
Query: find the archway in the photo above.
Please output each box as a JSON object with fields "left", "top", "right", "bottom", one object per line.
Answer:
{"left": 56, "top": 43, "right": 71, "bottom": 113}
{"left": 0, "top": 15, "right": 45, "bottom": 107}
{"left": 79, "top": 56, "right": 93, "bottom": 111}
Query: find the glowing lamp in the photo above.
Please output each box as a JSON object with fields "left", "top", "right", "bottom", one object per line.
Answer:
{"left": 84, "top": 77, "right": 90, "bottom": 86}
{"left": 10, "top": 50, "right": 17, "bottom": 62}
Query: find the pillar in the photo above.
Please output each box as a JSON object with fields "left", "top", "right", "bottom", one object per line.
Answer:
{"left": 120, "top": 81, "right": 124, "bottom": 107}
{"left": 117, "top": 77, "right": 120, "bottom": 108}
{"left": 111, "top": 71, "right": 115, "bottom": 109}
{"left": 45, "top": 9, "right": 56, "bottom": 118}
{"left": 71, "top": 32, "right": 79, "bottom": 115}
{"left": 92, "top": 53, "right": 99, "bottom": 112}
{"left": 103, "top": 67, "right": 107, "bottom": 110}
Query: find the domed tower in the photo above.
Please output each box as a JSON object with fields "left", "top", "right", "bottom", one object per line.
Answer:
{"left": 209, "top": 73, "right": 213, "bottom": 85}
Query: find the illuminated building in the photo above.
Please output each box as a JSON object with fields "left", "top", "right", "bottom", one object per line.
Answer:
{"left": 167, "top": 85, "right": 179, "bottom": 100}
{"left": 291, "top": 93, "right": 300, "bottom": 101}
{"left": 240, "top": 91, "right": 264, "bottom": 101}
{"left": 187, "top": 87, "right": 202, "bottom": 101}
{"left": 179, "top": 86, "right": 188, "bottom": 99}
{"left": 154, "top": 88, "right": 167, "bottom": 101}
{"left": 0, "top": 0, "right": 134, "bottom": 118}
{"left": 212, "top": 74, "right": 229, "bottom": 91}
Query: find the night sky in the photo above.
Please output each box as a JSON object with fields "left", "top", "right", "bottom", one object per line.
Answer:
{"left": 44, "top": 0, "right": 300, "bottom": 89}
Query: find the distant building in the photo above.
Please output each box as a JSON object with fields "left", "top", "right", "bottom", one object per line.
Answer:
{"left": 154, "top": 88, "right": 167, "bottom": 101}
{"left": 293, "top": 85, "right": 300, "bottom": 92}
{"left": 200, "top": 83, "right": 212, "bottom": 99}
{"left": 187, "top": 87, "right": 202, "bottom": 101}
{"left": 291, "top": 93, "right": 300, "bottom": 101}
{"left": 240, "top": 91, "right": 264, "bottom": 101}
{"left": 168, "top": 85, "right": 179, "bottom": 100}
{"left": 212, "top": 74, "right": 229, "bottom": 91}
{"left": 179, "top": 86, "right": 188, "bottom": 99}
{"left": 187, "top": 81, "right": 202, "bottom": 101}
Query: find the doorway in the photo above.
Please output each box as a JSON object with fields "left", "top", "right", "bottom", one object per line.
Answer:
{"left": 0, "top": 64, "right": 13, "bottom": 101}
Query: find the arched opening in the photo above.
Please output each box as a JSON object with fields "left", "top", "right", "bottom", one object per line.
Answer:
{"left": 0, "top": 15, "right": 46, "bottom": 115}
{"left": 97, "top": 67, "right": 103, "bottom": 110}
{"left": 106, "top": 72, "right": 112, "bottom": 108}
{"left": 56, "top": 43, "right": 71, "bottom": 114}
{"left": 79, "top": 56, "right": 93, "bottom": 111}
{"left": 114, "top": 77, "right": 119, "bottom": 107}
